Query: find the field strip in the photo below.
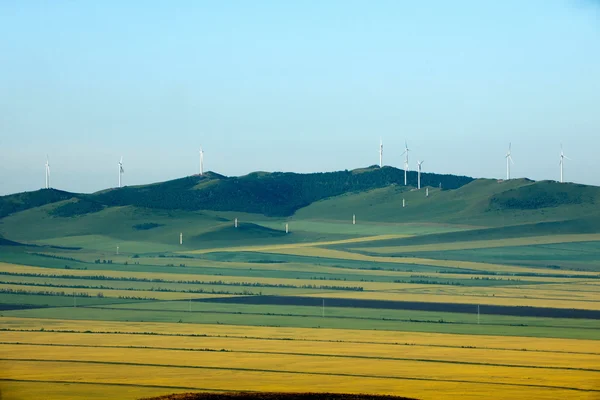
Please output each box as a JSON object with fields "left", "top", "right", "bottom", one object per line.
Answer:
{"left": 183, "top": 234, "right": 410, "bottom": 255}
{"left": 2, "top": 357, "right": 598, "bottom": 393}
{"left": 0, "top": 283, "right": 233, "bottom": 301}
{"left": 241, "top": 247, "right": 598, "bottom": 276}
{"left": 2, "top": 261, "right": 587, "bottom": 284}
{"left": 301, "top": 290, "right": 600, "bottom": 310}
{"left": 0, "top": 378, "right": 230, "bottom": 392}
{"left": 2, "top": 340, "right": 598, "bottom": 371}
{"left": 0, "top": 274, "right": 364, "bottom": 296}
{"left": 375, "top": 284, "right": 600, "bottom": 303}
{"left": 352, "top": 234, "right": 600, "bottom": 253}
{"left": 2, "top": 364, "right": 590, "bottom": 400}
{"left": 4, "top": 329, "right": 600, "bottom": 356}
{"left": 0, "top": 263, "right": 438, "bottom": 292}
{"left": 2, "top": 317, "right": 598, "bottom": 352}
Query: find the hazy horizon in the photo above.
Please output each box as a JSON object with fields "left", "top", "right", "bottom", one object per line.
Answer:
{"left": 1, "top": 1, "right": 599, "bottom": 195}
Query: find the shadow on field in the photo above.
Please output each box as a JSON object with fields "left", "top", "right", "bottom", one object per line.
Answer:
{"left": 141, "top": 393, "right": 418, "bottom": 400}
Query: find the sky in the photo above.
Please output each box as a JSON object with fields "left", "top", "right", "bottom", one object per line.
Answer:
{"left": 1, "top": 0, "right": 599, "bottom": 195}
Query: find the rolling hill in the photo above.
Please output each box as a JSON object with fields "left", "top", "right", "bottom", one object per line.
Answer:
{"left": 0, "top": 167, "right": 599, "bottom": 250}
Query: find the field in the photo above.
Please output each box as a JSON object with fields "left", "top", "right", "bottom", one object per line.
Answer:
{"left": 1, "top": 181, "right": 600, "bottom": 399}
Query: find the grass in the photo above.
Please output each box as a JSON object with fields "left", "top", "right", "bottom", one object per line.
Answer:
{"left": 183, "top": 234, "right": 409, "bottom": 255}
{"left": 91, "top": 300, "right": 600, "bottom": 331}
{"left": 247, "top": 246, "right": 598, "bottom": 276}
{"left": 391, "top": 241, "right": 600, "bottom": 272}
{"left": 0, "top": 293, "right": 148, "bottom": 307}
{"left": 353, "top": 234, "right": 600, "bottom": 254}
{"left": 295, "top": 179, "right": 600, "bottom": 227}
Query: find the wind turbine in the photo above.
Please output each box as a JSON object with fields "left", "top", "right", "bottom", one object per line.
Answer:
{"left": 401, "top": 141, "right": 410, "bottom": 185}
{"left": 45, "top": 155, "right": 50, "bottom": 189}
{"left": 559, "top": 144, "right": 570, "bottom": 183}
{"left": 199, "top": 147, "right": 204, "bottom": 176}
{"left": 505, "top": 143, "right": 514, "bottom": 180}
{"left": 417, "top": 160, "right": 424, "bottom": 190}
{"left": 118, "top": 156, "right": 124, "bottom": 188}
{"left": 379, "top": 139, "right": 383, "bottom": 168}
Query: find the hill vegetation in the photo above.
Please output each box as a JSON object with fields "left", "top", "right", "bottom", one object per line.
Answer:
{"left": 488, "top": 180, "right": 597, "bottom": 210}
{"left": 89, "top": 167, "right": 473, "bottom": 217}
{"left": 1, "top": 168, "right": 599, "bottom": 234}
{"left": 0, "top": 167, "right": 474, "bottom": 218}
{"left": 0, "top": 189, "right": 73, "bottom": 219}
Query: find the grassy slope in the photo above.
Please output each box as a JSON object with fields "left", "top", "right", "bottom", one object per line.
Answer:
{"left": 295, "top": 179, "right": 600, "bottom": 227}
{"left": 0, "top": 175, "right": 599, "bottom": 257}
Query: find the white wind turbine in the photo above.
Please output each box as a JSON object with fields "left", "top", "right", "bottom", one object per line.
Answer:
{"left": 45, "top": 155, "right": 50, "bottom": 189}
{"left": 199, "top": 147, "right": 204, "bottom": 176}
{"left": 505, "top": 143, "right": 514, "bottom": 180}
{"left": 401, "top": 141, "right": 410, "bottom": 185}
{"left": 559, "top": 144, "right": 570, "bottom": 183}
{"left": 417, "top": 160, "right": 424, "bottom": 190}
{"left": 379, "top": 139, "right": 383, "bottom": 168}
{"left": 118, "top": 156, "right": 124, "bottom": 188}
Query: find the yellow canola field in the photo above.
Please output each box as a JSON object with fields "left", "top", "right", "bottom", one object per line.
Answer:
{"left": 1, "top": 344, "right": 597, "bottom": 391}
{"left": 0, "top": 381, "right": 189, "bottom": 400}
{"left": 354, "top": 234, "right": 600, "bottom": 253}
{"left": 2, "top": 317, "right": 598, "bottom": 354}
{"left": 2, "top": 360, "right": 585, "bottom": 400}
{"left": 2, "top": 331, "right": 599, "bottom": 370}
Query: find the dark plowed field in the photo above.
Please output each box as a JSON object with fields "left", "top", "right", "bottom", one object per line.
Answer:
{"left": 194, "top": 295, "right": 600, "bottom": 319}
{"left": 141, "top": 392, "right": 417, "bottom": 400}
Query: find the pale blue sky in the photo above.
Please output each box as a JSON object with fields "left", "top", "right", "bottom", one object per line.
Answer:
{"left": 1, "top": 1, "right": 599, "bottom": 195}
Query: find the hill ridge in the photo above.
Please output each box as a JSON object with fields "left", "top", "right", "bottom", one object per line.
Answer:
{"left": 0, "top": 166, "right": 475, "bottom": 218}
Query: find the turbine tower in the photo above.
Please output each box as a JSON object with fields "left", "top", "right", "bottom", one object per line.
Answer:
{"left": 45, "top": 155, "right": 50, "bottom": 189}
{"left": 417, "top": 160, "right": 424, "bottom": 190}
{"left": 379, "top": 139, "right": 383, "bottom": 168}
{"left": 118, "top": 156, "right": 124, "bottom": 188}
{"left": 401, "top": 141, "right": 410, "bottom": 185}
{"left": 199, "top": 147, "right": 204, "bottom": 176}
{"left": 505, "top": 143, "right": 514, "bottom": 180}
{"left": 559, "top": 144, "right": 570, "bottom": 183}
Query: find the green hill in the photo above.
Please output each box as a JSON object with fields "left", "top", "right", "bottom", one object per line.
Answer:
{"left": 0, "top": 188, "right": 74, "bottom": 219}
{"left": 1, "top": 168, "right": 599, "bottom": 251}
{"left": 88, "top": 167, "right": 473, "bottom": 217}
{"left": 0, "top": 167, "right": 474, "bottom": 219}
{"left": 295, "top": 178, "right": 600, "bottom": 227}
